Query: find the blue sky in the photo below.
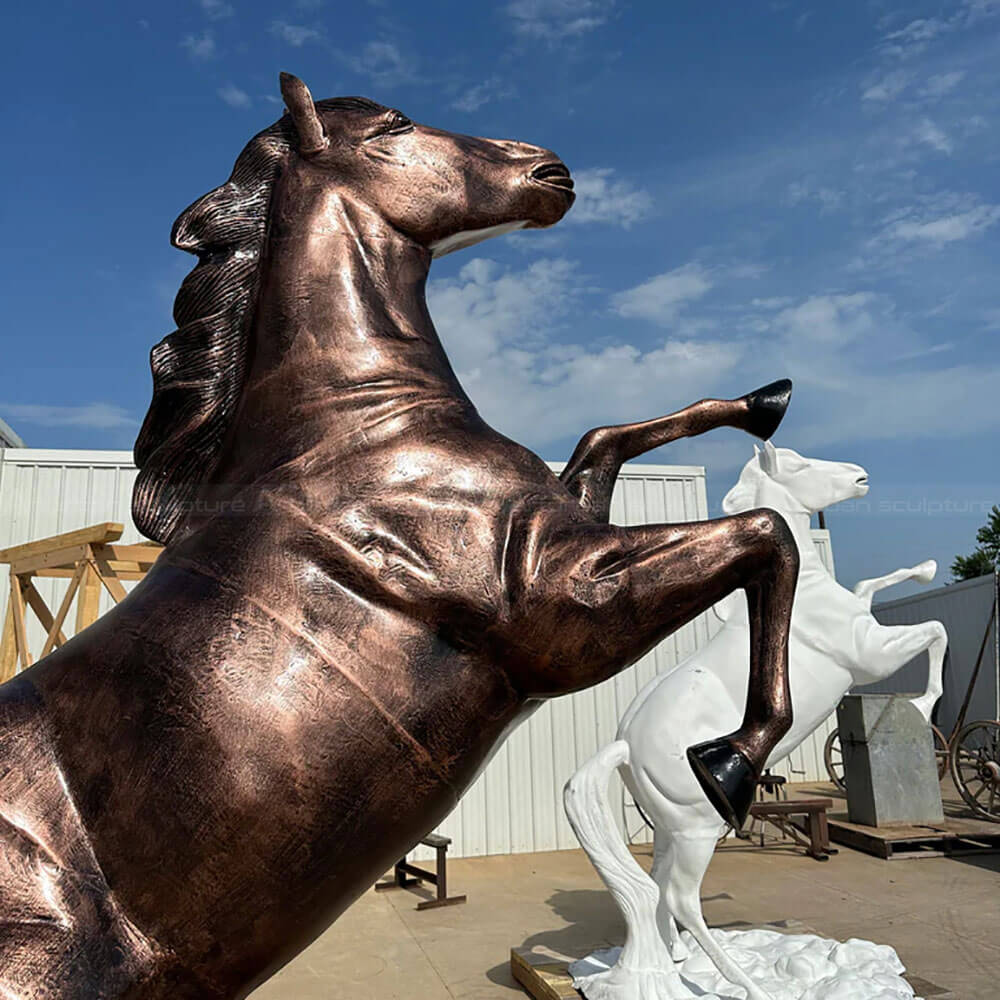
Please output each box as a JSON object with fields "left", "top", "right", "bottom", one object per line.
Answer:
{"left": 2, "top": 0, "right": 999, "bottom": 594}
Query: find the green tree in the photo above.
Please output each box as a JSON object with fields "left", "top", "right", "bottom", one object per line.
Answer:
{"left": 951, "top": 504, "right": 1000, "bottom": 581}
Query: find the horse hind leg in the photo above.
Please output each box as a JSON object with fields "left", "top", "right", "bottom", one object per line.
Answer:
{"left": 659, "top": 832, "right": 776, "bottom": 1000}
{"left": 521, "top": 510, "right": 797, "bottom": 830}
{"left": 650, "top": 830, "right": 689, "bottom": 962}
{"left": 560, "top": 379, "right": 792, "bottom": 522}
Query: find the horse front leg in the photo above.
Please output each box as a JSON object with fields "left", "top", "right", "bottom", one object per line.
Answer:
{"left": 560, "top": 379, "right": 791, "bottom": 521}
{"left": 510, "top": 508, "right": 798, "bottom": 828}
{"left": 857, "top": 619, "right": 948, "bottom": 724}
{"left": 853, "top": 559, "right": 937, "bottom": 609}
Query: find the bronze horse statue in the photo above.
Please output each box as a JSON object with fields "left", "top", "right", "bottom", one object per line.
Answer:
{"left": 0, "top": 74, "right": 798, "bottom": 997}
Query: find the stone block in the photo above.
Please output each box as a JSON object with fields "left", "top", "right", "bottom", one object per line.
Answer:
{"left": 837, "top": 694, "right": 944, "bottom": 827}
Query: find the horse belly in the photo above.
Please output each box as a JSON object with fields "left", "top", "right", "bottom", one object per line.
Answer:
{"left": 622, "top": 661, "right": 744, "bottom": 819}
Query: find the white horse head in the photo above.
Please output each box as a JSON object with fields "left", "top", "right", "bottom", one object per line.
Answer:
{"left": 721, "top": 441, "right": 869, "bottom": 516}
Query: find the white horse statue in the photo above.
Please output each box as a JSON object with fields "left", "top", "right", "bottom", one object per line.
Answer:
{"left": 564, "top": 442, "right": 947, "bottom": 1000}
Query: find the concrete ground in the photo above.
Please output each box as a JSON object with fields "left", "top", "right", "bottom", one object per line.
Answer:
{"left": 254, "top": 784, "right": 1000, "bottom": 1000}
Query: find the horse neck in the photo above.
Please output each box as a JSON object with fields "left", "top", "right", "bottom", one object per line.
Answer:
{"left": 216, "top": 165, "right": 473, "bottom": 482}
{"left": 748, "top": 478, "right": 826, "bottom": 575}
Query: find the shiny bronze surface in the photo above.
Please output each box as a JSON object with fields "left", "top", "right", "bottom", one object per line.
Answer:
{"left": 0, "top": 75, "right": 797, "bottom": 997}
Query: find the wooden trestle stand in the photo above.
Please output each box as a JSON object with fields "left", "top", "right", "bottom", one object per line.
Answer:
{"left": 0, "top": 523, "right": 163, "bottom": 683}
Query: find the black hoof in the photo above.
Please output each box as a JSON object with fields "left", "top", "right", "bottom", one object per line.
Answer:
{"left": 687, "top": 738, "right": 758, "bottom": 830}
{"left": 744, "top": 378, "right": 793, "bottom": 441}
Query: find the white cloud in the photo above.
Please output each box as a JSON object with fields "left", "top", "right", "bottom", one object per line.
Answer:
{"left": 218, "top": 83, "right": 252, "bottom": 109}
{"left": 270, "top": 21, "right": 320, "bottom": 46}
{"left": 920, "top": 70, "right": 966, "bottom": 98}
{"left": 181, "top": 31, "right": 216, "bottom": 60}
{"left": 200, "top": 0, "right": 234, "bottom": 19}
{"left": 451, "top": 77, "right": 514, "bottom": 113}
{"left": 880, "top": 204, "right": 1000, "bottom": 247}
{"left": 611, "top": 263, "right": 713, "bottom": 325}
{"left": 879, "top": 17, "right": 949, "bottom": 59}
{"left": 567, "top": 168, "right": 653, "bottom": 228}
{"left": 770, "top": 293, "right": 881, "bottom": 346}
{"left": 786, "top": 179, "right": 845, "bottom": 213}
{"left": 427, "top": 257, "right": 740, "bottom": 448}
{"left": 913, "top": 118, "right": 953, "bottom": 154}
{"left": 861, "top": 69, "right": 910, "bottom": 102}
{"left": 506, "top": 0, "right": 614, "bottom": 41}
{"left": 344, "top": 40, "right": 417, "bottom": 86}
{"left": 2, "top": 403, "right": 137, "bottom": 430}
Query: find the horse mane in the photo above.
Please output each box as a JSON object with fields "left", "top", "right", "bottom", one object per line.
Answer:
{"left": 132, "top": 98, "right": 383, "bottom": 544}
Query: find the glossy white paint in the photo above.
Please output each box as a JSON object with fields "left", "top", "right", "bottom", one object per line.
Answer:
{"left": 570, "top": 931, "right": 920, "bottom": 1000}
{"left": 564, "top": 443, "right": 945, "bottom": 1000}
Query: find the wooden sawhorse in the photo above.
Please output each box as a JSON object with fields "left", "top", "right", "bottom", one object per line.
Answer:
{"left": 375, "top": 833, "right": 467, "bottom": 910}
{"left": 748, "top": 798, "right": 837, "bottom": 861}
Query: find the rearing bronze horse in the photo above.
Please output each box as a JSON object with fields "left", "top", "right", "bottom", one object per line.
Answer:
{"left": 0, "top": 74, "right": 798, "bottom": 997}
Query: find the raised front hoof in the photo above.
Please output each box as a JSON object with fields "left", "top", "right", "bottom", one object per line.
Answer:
{"left": 686, "top": 739, "right": 757, "bottom": 830}
{"left": 742, "top": 378, "right": 792, "bottom": 441}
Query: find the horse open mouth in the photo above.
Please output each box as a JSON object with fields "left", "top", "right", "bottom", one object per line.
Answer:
{"left": 530, "top": 161, "right": 575, "bottom": 193}
{"left": 856, "top": 475, "right": 869, "bottom": 487}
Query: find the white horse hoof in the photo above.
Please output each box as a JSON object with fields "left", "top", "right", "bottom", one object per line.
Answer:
{"left": 668, "top": 940, "right": 690, "bottom": 962}
{"left": 909, "top": 695, "right": 935, "bottom": 723}
{"left": 913, "top": 559, "right": 937, "bottom": 584}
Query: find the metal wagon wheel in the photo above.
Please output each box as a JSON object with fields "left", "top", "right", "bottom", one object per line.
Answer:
{"left": 950, "top": 720, "right": 1000, "bottom": 821}
{"left": 931, "top": 724, "right": 949, "bottom": 781}
{"left": 824, "top": 729, "right": 846, "bottom": 791}
{"left": 825, "top": 721, "right": 949, "bottom": 791}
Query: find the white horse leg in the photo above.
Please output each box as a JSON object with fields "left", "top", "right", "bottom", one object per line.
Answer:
{"left": 909, "top": 622, "right": 947, "bottom": 723}
{"left": 858, "top": 619, "right": 947, "bottom": 723}
{"left": 650, "top": 829, "right": 689, "bottom": 962}
{"left": 853, "top": 559, "right": 936, "bottom": 609}
{"left": 661, "top": 832, "right": 776, "bottom": 1000}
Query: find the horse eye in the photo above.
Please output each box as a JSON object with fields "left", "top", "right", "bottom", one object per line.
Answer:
{"left": 386, "top": 112, "right": 413, "bottom": 134}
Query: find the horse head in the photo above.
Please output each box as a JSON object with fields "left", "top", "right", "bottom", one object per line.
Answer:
{"left": 278, "top": 73, "right": 575, "bottom": 257}
{"left": 722, "top": 441, "right": 869, "bottom": 516}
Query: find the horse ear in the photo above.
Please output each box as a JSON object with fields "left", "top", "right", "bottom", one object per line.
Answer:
{"left": 279, "top": 72, "right": 329, "bottom": 156}
{"left": 759, "top": 439, "right": 778, "bottom": 476}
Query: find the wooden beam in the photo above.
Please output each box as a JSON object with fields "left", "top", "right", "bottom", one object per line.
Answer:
{"left": 9, "top": 574, "right": 31, "bottom": 670}
{"left": 94, "top": 543, "right": 163, "bottom": 565}
{"left": 31, "top": 566, "right": 149, "bottom": 581}
{"left": 0, "top": 523, "right": 123, "bottom": 565}
{"left": 9, "top": 543, "right": 92, "bottom": 577}
{"left": 40, "top": 563, "right": 85, "bottom": 658}
{"left": 95, "top": 563, "right": 129, "bottom": 604}
{"left": 75, "top": 557, "right": 103, "bottom": 634}
{"left": 21, "top": 580, "right": 67, "bottom": 648}
{"left": 0, "top": 597, "right": 16, "bottom": 682}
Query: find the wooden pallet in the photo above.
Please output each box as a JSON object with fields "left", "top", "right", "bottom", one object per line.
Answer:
{"left": 828, "top": 811, "right": 1000, "bottom": 859}
{"left": 510, "top": 947, "right": 581, "bottom": 1000}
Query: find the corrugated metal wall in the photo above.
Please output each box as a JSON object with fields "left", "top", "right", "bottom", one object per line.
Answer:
{"left": 0, "top": 448, "right": 837, "bottom": 858}
{"left": 870, "top": 573, "right": 998, "bottom": 737}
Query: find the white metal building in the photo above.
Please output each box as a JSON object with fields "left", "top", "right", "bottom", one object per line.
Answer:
{"left": 0, "top": 418, "right": 23, "bottom": 449}
{"left": 0, "top": 446, "right": 837, "bottom": 858}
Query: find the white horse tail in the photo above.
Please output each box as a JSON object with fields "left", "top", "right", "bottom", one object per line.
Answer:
{"left": 564, "top": 741, "right": 661, "bottom": 925}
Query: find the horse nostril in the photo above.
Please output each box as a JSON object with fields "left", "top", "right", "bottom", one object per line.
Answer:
{"left": 530, "top": 161, "right": 574, "bottom": 191}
